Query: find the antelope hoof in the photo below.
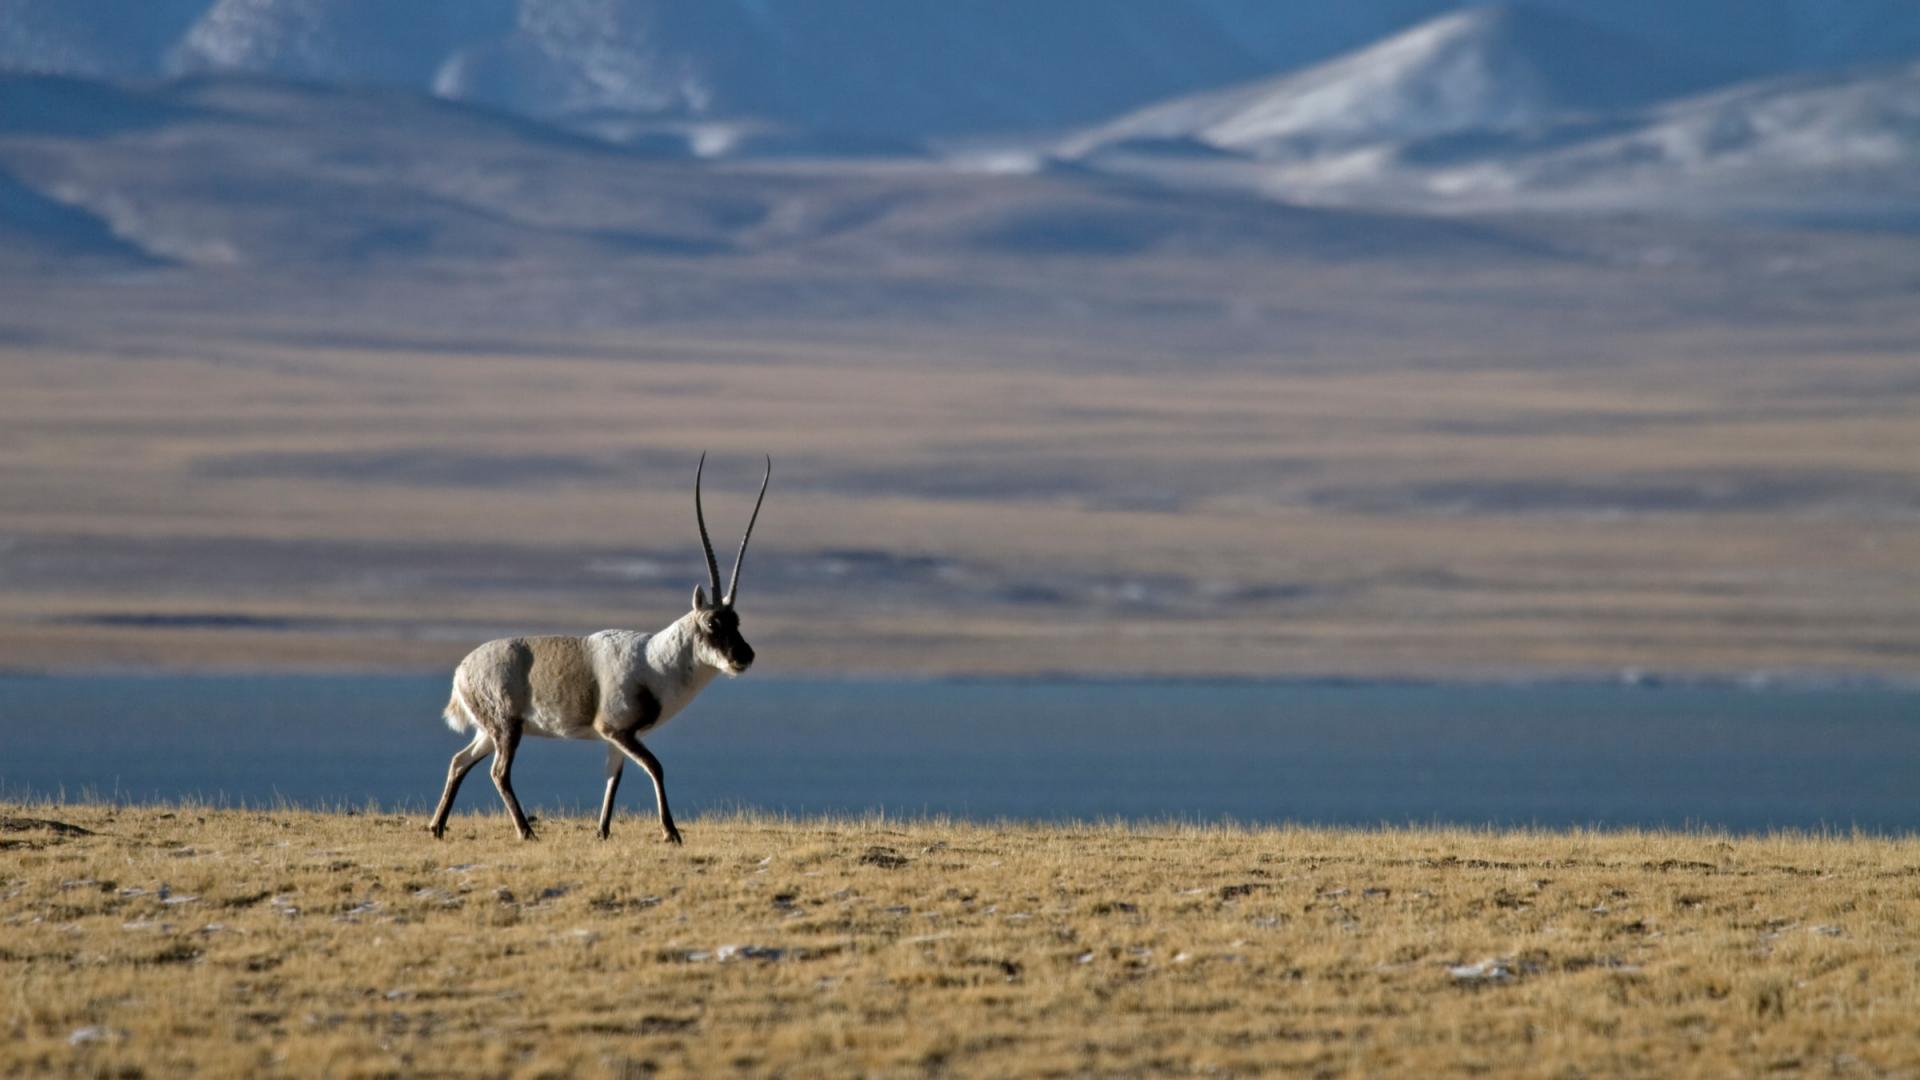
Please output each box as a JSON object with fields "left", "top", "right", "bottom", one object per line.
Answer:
{"left": 429, "top": 824, "right": 445, "bottom": 840}
{"left": 662, "top": 827, "right": 683, "bottom": 846}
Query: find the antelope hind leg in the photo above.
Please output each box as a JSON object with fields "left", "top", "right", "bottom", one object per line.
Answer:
{"left": 429, "top": 730, "right": 493, "bottom": 839}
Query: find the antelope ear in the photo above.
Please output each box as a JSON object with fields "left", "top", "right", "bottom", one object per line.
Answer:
{"left": 692, "top": 585, "right": 711, "bottom": 610}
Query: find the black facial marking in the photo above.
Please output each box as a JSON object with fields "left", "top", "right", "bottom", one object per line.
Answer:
{"left": 698, "top": 608, "right": 755, "bottom": 670}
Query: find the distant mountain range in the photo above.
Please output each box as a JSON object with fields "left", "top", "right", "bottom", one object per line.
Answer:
{"left": 4, "top": 1, "right": 1919, "bottom": 136}
{"left": 1060, "top": 7, "right": 1920, "bottom": 220}
{"left": 0, "top": 71, "right": 1558, "bottom": 275}
{"left": 4, "top": 0, "right": 1264, "bottom": 135}
{"left": 1, "top": 0, "right": 1917, "bottom": 282}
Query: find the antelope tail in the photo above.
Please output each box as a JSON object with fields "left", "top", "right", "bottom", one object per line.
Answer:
{"left": 442, "top": 681, "right": 481, "bottom": 735}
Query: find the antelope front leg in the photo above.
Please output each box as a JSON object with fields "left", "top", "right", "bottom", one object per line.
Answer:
{"left": 597, "top": 744, "right": 624, "bottom": 840}
{"left": 603, "top": 728, "right": 681, "bottom": 845}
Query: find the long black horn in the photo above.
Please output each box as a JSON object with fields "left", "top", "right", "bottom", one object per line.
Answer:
{"left": 694, "top": 452, "right": 722, "bottom": 598}
{"left": 724, "top": 455, "right": 771, "bottom": 606}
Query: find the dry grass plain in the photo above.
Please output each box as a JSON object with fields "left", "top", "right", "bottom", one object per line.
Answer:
{"left": 1, "top": 304, "right": 1917, "bottom": 681}
{"left": 5, "top": 804, "right": 1920, "bottom": 1078}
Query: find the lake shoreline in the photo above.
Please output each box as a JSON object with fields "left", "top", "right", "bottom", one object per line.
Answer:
{"left": 5, "top": 665, "right": 1918, "bottom": 692}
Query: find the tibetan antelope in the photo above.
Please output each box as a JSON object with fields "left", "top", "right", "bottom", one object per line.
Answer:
{"left": 428, "top": 453, "right": 770, "bottom": 844}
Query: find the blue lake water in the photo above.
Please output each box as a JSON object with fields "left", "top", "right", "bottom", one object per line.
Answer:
{"left": 2, "top": 675, "right": 1916, "bottom": 833}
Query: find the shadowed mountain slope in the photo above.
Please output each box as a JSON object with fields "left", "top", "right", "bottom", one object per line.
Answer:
{"left": 0, "top": 74, "right": 1545, "bottom": 273}
{"left": 0, "top": 170, "right": 156, "bottom": 267}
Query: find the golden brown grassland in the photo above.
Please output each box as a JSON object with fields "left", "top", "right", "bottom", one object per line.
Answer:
{"left": 2, "top": 326, "right": 1918, "bottom": 680}
{"left": 4, "top": 804, "right": 1919, "bottom": 1077}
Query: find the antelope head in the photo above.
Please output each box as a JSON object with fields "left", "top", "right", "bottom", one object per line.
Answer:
{"left": 690, "top": 452, "right": 770, "bottom": 676}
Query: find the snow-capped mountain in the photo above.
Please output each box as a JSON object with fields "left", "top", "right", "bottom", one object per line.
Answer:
{"left": 1374, "top": 61, "right": 1920, "bottom": 217}
{"left": 1057, "top": 6, "right": 1920, "bottom": 224}
{"left": 1066, "top": 6, "right": 1720, "bottom": 160}
{"left": 1195, "top": 0, "right": 1920, "bottom": 82}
